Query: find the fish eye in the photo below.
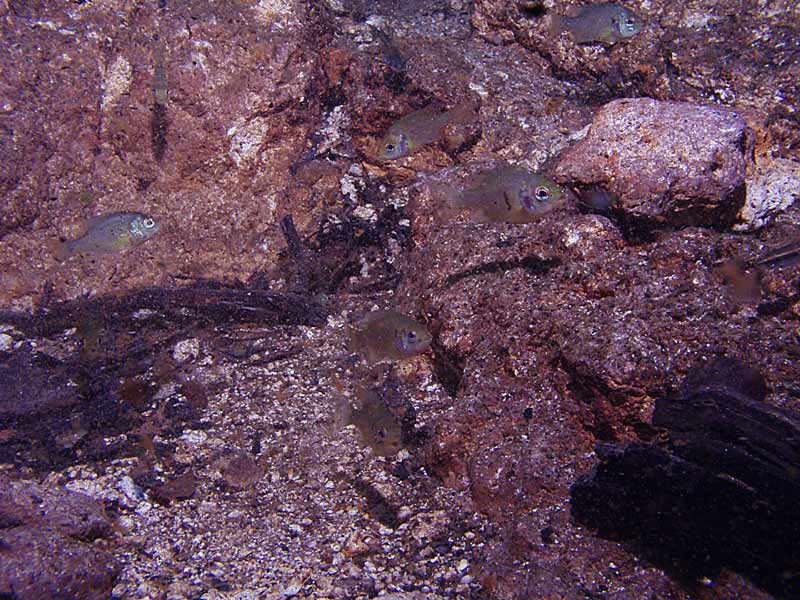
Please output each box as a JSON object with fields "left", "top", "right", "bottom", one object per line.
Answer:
{"left": 535, "top": 186, "right": 551, "bottom": 201}
{"left": 625, "top": 17, "right": 636, "bottom": 28}
{"left": 407, "top": 330, "right": 417, "bottom": 342}
{"left": 386, "top": 143, "right": 395, "bottom": 152}
{"left": 143, "top": 218, "right": 156, "bottom": 228}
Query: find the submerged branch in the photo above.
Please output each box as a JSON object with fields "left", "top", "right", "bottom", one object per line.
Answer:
{"left": 0, "top": 282, "right": 327, "bottom": 339}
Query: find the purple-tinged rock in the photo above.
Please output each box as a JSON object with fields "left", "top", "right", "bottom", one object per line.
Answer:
{"left": 0, "top": 476, "right": 118, "bottom": 600}
{"left": 555, "top": 98, "right": 753, "bottom": 229}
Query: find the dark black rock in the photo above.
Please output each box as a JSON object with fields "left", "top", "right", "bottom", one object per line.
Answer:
{"left": 571, "top": 359, "right": 800, "bottom": 598}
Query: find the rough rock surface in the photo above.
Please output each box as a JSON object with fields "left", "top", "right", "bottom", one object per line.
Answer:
{"left": 0, "top": 0, "right": 331, "bottom": 307}
{"left": 470, "top": 0, "right": 799, "bottom": 152}
{"left": 554, "top": 98, "right": 752, "bottom": 230}
{"left": 0, "top": 475, "right": 118, "bottom": 600}
{"left": 736, "top": 157, "right": 800, "bottom": 231}
{"left": 471, "top": 0, "right": 800, "bottom": 231}
{"left": 0, "top": 0, "right": 798, "bottom": 599}
{"left": 404, "top": 178, "right": 800, "bottom": 595}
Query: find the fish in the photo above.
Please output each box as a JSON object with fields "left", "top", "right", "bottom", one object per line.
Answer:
{"left": 347, "top": 310, "right": 432, "bottom": 364}
{"left": 553, "top": 2, "right": 642, "bottom": 44}
{"left": 434, "top": 164, "right": 565, "bottom": 224}
{"left": 718, "top": 237, "right": 800, "bottom": 301}
{"left": 718, "top": 258, "right": 761, "bottom": 303}
{"left": 52, "top": 211, "right": 161, "bottom": 262}
{"left": 348, "top": 386, "right": 404, "bottom": 457}
{"left": 376, "top": 100, "right": 478, "bottom": 160}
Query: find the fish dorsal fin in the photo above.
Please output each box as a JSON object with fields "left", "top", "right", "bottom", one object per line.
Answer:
{"left": 84, "top": 211, "right": 129, "bottom": 231}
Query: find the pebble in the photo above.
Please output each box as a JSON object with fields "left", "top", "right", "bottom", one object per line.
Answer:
{"left": 281, "top": 579, "right": 303, "bottom": 597}
{"left": 117, "top": 475, "right": 146, "bottom": 504}
{"left": 0, "top": 333, "right": 13, "bottom": 351}
{"left": 197, "top": 501, "right": 217, "bottom": 515}
{"left": 181, "top": 430, "right": 208, "bottom": 445}
{"left": 172, "top": 338, "right": 201, "bottom": 363}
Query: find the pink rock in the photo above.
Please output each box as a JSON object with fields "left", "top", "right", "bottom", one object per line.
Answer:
{"left": 556, "top": 98, "right": 753, "bottom": 228}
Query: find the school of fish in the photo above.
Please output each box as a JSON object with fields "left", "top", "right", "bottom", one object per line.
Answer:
{"left": 44, "top": 4, "right": 798, "bottom": 460}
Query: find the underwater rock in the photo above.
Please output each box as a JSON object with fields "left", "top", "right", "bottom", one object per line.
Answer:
{"left": 0, "top": 0, "right": 332, "bottom": 303}
{"left": 0, "top": 475, "right": 119, "bottom": 599}
{"left": 571, "top": 358, "right": 800, "bottom": 598}
{"left": 406, "top": 168, "right": 796, "bottom": 596}
{"left": 0, "top": 345, "right": 79, "bottom": 419}
{"left": 555, "top": 98, "right": 752, "bottom": 230}
{"left": 152, "top": 470, "right": 197, "bottom": 505}
{"left": 220, "top": 453, "right": 263, "bottom": 490}
{"left": 471, "top": 0, "right": 799, "bottom": 158}
{"left": 735, "top": 157, "right": 800, "bottom": 231}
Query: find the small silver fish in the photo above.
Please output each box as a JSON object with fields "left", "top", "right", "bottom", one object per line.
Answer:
{"left": 53, "top": 211, "right": 161, "bottom": 262}
{"left": 377, "top": 101, "right": 478, "bottom": 160}
{"left": 347, "top": 310, "right": 432, "bottom": 364}
{"left": 436, "top": 164, "right": 564, "bottom": 224}
{"left": 553, "top": 2, "right": 642, "bottom": 44}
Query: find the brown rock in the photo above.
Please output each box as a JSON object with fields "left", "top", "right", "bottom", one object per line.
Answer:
{"left": 0, "top": 1, "right": 796, "bottom": 598}
{"left": 406, "top": 171, "right": 797, "bottom": 596}
{"left": 152, "top": 470, "right": 197, "bottom": 504}
{"left": 0, "top": 0, "right": 333, "bottom": 304}
{"left": 555, "top": 98, "right": 753, "bottom": 229}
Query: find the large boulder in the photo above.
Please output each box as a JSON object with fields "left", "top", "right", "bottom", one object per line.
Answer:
{"left": 554, "top": 98, "right": 753, "bottom": 230}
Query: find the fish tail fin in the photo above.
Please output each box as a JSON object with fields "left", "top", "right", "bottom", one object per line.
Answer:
{"left": 47, "top": 239, "right": 72, "bottom": 262}
{"left": 331, "top": 391, "right": 354, "bottom": 430}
